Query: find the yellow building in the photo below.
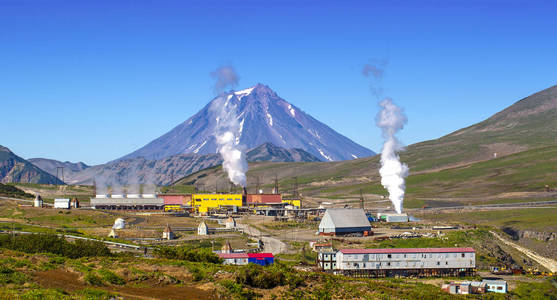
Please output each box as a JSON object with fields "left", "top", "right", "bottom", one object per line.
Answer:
{"left": 192, "top": 194, "right": 243, "bottom": 214}
{"left": 282, "top": 199, "right": 301, "bottom": 208}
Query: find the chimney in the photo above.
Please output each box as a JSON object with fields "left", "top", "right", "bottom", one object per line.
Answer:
{"left": 242, "top": 187, "right": 247, "bottom": 206}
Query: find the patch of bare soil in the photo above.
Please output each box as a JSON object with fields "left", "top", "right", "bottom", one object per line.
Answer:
{"left": 33, "top": 268, "right": 219, "bottom": 299}
{"left": 34, "top": 269, "right": 87, "bottom": 292}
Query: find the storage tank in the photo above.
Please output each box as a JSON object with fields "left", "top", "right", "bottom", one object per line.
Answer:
{"left": 112, "top": 194, "right": 125, "bottom": 198}
{"left": 33, "top": 195, "right": 43, "bottom": 208}
{"left": 142, "top": 194, "right": 156, "bottom": 198}
{"left": 127, "top": 194, "right": 140, "bottom": 198}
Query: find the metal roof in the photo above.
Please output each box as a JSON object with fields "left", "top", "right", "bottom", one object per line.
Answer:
{"left": 218, "top": 253, "right": 249, "bottom": 259}
{"left": 340, "top": 247, "right": 476, "bottom": 254}
{"left": 248, "top": 253, "right": 274, "bottom": 258}
{"left": 319, "top": 208, "right": 371, "bottom": 229}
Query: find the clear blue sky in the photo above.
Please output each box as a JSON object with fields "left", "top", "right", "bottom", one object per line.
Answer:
{"left": 1, "top": 0, "right": 556, "bottom": 165}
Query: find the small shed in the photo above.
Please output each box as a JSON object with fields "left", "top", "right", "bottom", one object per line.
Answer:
{"left": 248, "top": 253, "right": 274, "bottom": 266}
{"left": 198, "top": 221, "right": 208, "bottom": 235}
{"left": 318, "top": 208, "right": 371, "bottom": 235}
{"left": 218, "top": 253, "right": 249, "bottom": 265}
{"left": 483, "top": 280, "right": 507, "bottom": 293}
{"left": 54, "top": 198, "right": 71, "bottom": 209}
{"left": 162, "top": 224, "right": 175, "bottom": 240}
{"left": 225, "top": 217, "right": 236, "bottom": 229}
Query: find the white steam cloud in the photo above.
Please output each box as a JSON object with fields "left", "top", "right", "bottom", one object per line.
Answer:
{"left": 210, "top": 66, "right": 248, "bottom": 187}
{"left": 363, "top": 61, "right": 409, "bottom": 214}
{"left": 376, "top": 98, "right": 409, "bottom": 214}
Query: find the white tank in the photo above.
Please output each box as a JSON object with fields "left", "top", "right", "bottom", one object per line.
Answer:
{"left": 34, "top": 195, "right": 43, "bottom": 208}
{"left": 112, "top": 194, "right": 125, "bottom": 198}
{"left": 95, "top": 194, "right": 108, "bottom": 198}
{"left": 141, "top": 194, "right": 156, "bottom": 198}
{"left": 127, "top": 194, "right": 140, "bottom": 198}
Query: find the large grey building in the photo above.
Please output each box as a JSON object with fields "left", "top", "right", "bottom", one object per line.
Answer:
{"left": 318, "top": 208, "right": 371, "bottom": 236}
{"left": 318, "top": 247, "right": 476, "bottom": 277}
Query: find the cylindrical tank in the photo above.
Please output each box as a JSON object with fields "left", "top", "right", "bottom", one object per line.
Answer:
{"left": 34, "top": 195, "right": 43, "bottom": 208}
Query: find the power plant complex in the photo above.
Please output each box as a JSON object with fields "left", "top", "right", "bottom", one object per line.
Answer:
{"left": 90, "top": 190, "right": 301, "bottom": 214}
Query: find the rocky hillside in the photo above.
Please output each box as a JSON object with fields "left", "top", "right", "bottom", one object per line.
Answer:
{"left": 118, "top": 84, "right": 374, "bottom": 162}
{"left": 28, "top": 158, "right": 89, "bottom": 181}
{"left": 0, "top": 145, "right": 64, "bottom": 184}
{"left": 37, "top": 143, "right": 320, "bottom": 186}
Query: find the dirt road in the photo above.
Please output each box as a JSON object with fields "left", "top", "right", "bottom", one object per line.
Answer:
{"left": 236, "top": 222, "right": 287, "bottom": 254}
{"left": 490, "top": 230, "right": 557, "bottom": 273}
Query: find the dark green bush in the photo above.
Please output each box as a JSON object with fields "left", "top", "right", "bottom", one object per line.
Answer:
{"left": 235, "top": 264, "right": 286, "bottom": 289}
{"left": 0, "top": 265, "right": 28, "bottom": 284}
{"left": 98, "top": 269, "right": 125, "bottom": 285}
{"left": 0, "top": 234, "right": 111, "bottom": 258}
{"left": 153, "top": 246, "right": 222, "bottom": 263}
{"left": 84, "top": 273, "right": 104, "bottom": 286}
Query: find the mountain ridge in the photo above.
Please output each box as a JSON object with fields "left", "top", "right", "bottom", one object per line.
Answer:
{"left": 118, "top": 83, "right": 374, "bottom": 162}
{"left": 0, "top": 145, "right": 64, "bottom": 185}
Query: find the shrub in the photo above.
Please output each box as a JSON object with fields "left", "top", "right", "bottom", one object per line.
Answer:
{"left": 98, "top": 269, "right": 125, "bottom": 285}
{"left": 84, "top": 273, "right": 104, "bottom": 286}
{"left": 0, "top": 233, "right": 111, "bottom": 258}
{"left": 0, "top": 265, "right": 28, "bottom": 284}
{"left": 153, "top": 246, "right": 222, "bottom": 263}
{"left": 78, "top": 288, "right": 116, "bottom": 300}
{"left": 235, "top": 264, "right": 285, "bottom": 289}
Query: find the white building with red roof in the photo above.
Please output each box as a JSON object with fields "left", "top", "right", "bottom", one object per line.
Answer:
{"left": 321, "top": 247, "right": 475, "bottom": 277}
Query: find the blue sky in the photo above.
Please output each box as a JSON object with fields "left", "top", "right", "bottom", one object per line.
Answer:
{"left": 1, "top": 0, "right": 556, "bottom": 165}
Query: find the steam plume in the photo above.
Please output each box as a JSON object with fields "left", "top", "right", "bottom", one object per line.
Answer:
{"left": 376, "top": 98, "right": 408, "bottom": 214}
{"left": 362, "top": 61, "right": 409, "bottom": 213}
{"left": 210, "top": 66, "right": 248, "bottom": 187}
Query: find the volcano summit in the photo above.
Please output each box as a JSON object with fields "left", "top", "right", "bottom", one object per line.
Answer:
{"left": 119, "top": 84, "right": 374, "bottom": 162}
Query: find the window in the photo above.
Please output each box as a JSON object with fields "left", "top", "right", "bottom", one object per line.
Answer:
{"left": 445, "top": 261, "right": 448, "bottom": 265}
{"left": 404, "top": 254, "right": 407, "bottom": 258}
{"left": 497, "top": 287, "right": 502, "bottom": 290}
{"left": 437, "top": 262, "right": 440, "bottom": 265}
{"left": 462, "top": 253, "right": 465, "bottom": 257}
{"left": 387, "top": 262, "right": 390, "bottom": 266}
{"left": 387, "top": 254, "right": 392, "bottom": 258}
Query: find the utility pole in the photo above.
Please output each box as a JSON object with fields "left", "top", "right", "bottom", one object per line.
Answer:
{"left": 56, "top": 167, "right": 65, "bottom": 183}
{"left": 360, "top": 189, "right": 364, "bottom": 209}
{"left": 274, "top": 175, "right": 279, "bottom": 194}
{"left": 293, "top": 177, "right": 299, "bottom": 199}
{"left": 256, "top": 176, "right": 261, "bottom": 194}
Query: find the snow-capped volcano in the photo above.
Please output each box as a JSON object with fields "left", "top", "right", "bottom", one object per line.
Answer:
{"left": 119, "top": 84, "right": 374, "bottom": 161}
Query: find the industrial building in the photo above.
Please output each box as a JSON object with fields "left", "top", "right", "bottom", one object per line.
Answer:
{"left": 160, "top": 194, "right": 191, "bottom": 211}
{"left": 377, "top": 212, "right": 409, "bottom": 222}
{"left": 191, "top": 193, "right": 244, "bottom": 214}
{"left": 318, "top": 208, "right": 372, "bottom": 236}
{"left": 54, "top": 198, "right": 71, "bottom": 209}
{"left": 318, "top": 247, "right": 475, "bottom": 277}
{"left": 90, "top": 194, "right": 164, "bottom": 210}
{"left": 442, "top": 280, "right": 507, "bottom": 294}
{"left": 217, "top": 252, "right": 275, "bottom": 266}
{"left": 218, "top": 253, "right": 249, "bottom": 265}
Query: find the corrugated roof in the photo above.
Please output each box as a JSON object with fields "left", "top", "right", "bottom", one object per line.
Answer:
{"left": 218, "top": 253, "right": 249, "bottom": 259}
{"left": 248, "top": 253, "right": 274, "bottom": 258}
{"left": 340, "top": 247, "right": 476, "bottom": 254}
{"left": 320, "top": 208, "right": 371, "bottom": 229}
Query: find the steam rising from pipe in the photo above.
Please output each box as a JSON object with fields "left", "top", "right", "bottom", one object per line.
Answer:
{"left": 210, "top": 66, "right": 248, "bottom": 187}
{"left": 363, "top": 61, "right": 409, "bottom": 214}
{"left": 376, "top": 98, "right": 408, "bottom": 214}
